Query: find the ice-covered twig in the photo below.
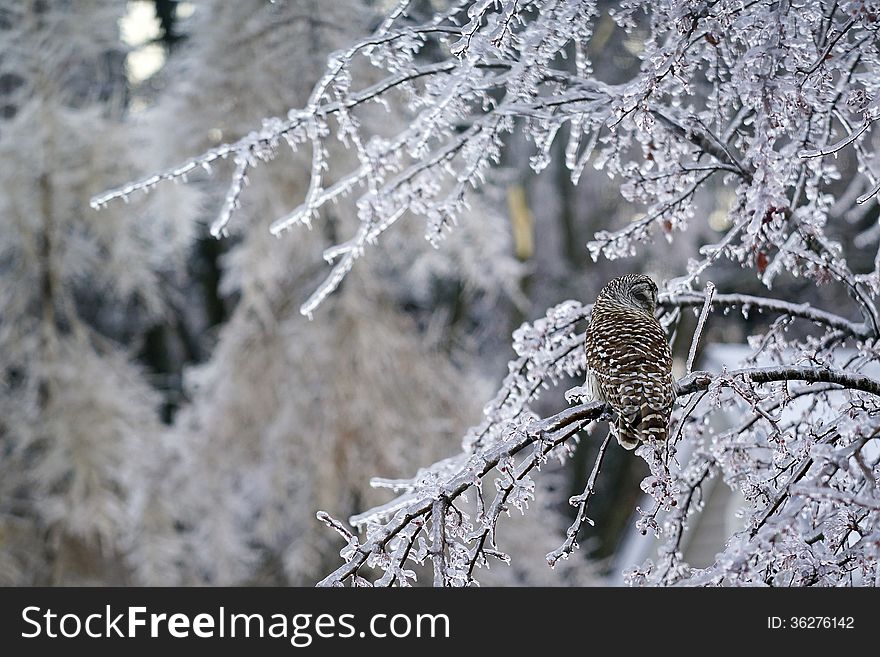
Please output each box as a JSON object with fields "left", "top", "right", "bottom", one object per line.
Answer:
{"left": 749, "top": 430, "right": 838, "bottom": 538}
{"left": 652, "top": 110, "right": 753, "bottom": 182}
{"left": 546, "top": 431, "right": 612, "bottom": 568}
{"left": 655, "top": 461, "right": 712, "bottom": 585}
{"left": 684, "top": 281, "right": 715, "bottom": 376}
{"left": 798, "top": 113, "right": 877, "bottom": 159}
{"left": 316, "top": 511, "right": 357, "bottom": 545}
{"left": 662, "top": 291, "right": 874, "bottom": 340}
{"left": 792, "top": 484, "right": 880, "bottom": 512}
{"left": 856, "top": 179, "right": 880, "bottom": 206}
{"left": 799, "top": 17, "right": 858, "bottom": 79}
{"left": 210, "top": 153, "right": 249, "bottom": 238}
{"left": 430, "top": 500, "right": 448, "bottom": 587}
{"left": 588, "top": 171, "right": 714, "bottom": 261}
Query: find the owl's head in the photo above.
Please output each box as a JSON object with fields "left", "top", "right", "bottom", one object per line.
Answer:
{"left": 598, "top": 274, "right": 659, "bottom": 314}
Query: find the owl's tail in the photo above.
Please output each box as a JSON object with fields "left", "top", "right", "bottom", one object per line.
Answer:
{"left": 616, "top": 404, "right": 668, "bottom": 450}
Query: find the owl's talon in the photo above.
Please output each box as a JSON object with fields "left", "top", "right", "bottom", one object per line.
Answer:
{"left": 598, "top": 405, "right": 616, "bottom": 423}
{"left": 565, "top": 385, "right": 590, "bottom": 404}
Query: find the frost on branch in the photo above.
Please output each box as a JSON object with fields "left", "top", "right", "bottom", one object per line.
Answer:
{"left": 92, "top": 1, "right": 607, "bottom": 316}
{"left": 318, "top": 300, "right": 595, "bottom": 586}
{"left": 94, "top": 1, "right": 880, "bottom": 315}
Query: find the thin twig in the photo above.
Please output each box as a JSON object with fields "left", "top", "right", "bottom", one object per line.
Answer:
{"left": 431, "top": 500, "right": 448, "bottom": 587}
{"left": 652, "top": 110, "right": 753, "bottom": 182}
{"left": 663, "top": 290, "right": 873, "bottom": 340}
{"left": 546, "top": 431, "right": 612, "bottom": 568}
{"left": 750, "top": 430, "right": 838, "bottom": 537}
{"left": 798, "top": 114, "right": 877, "bottom": 159}
{"left": 800, "top": 17, "right": 857, "bottom": 77}
{"left": 685, "top": 281, "right": 715, "bottom": 375}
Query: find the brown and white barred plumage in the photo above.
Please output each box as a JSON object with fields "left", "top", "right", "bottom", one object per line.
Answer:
{"left": 585, "top": 274, "right": 675, "bottom": 449}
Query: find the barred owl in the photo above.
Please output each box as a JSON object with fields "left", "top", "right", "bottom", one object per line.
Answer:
{"left": 584, "top": 274, "right": 675, "bottom": 449}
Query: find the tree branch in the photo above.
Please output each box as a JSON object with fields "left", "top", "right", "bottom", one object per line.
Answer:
{"left": 545, "top": 431, "right": 612, "bottom": 568}
{"left": 651, "top": 109, "right": 754, "bottom": 182}
{"left": 663, "top": 291, "right": 873, "bottom": 340}
{"left": 318, "top": 364, "right": 880, "bottom": 586}
{"left": 684, "top": 281, "right": 715, "bottom": 375}
{"left": 677, "top": 366, "right": 880, "bottom": 397}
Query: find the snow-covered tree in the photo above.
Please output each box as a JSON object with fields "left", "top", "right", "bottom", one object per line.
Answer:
{"left": 95, "top": 0, "right": 880, "bottom": 586}
{"left": 0, "top": 1, "right": 171, "bottom": 584}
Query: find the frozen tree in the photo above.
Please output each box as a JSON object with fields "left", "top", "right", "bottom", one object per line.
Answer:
{"left": 96, "top": 0, "right": 880, "bottom": 586}
{"left": 0, "top": 1, "right": 173, "bottom": 584}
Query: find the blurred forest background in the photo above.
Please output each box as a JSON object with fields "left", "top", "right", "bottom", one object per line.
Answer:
{"left": 1, "top": 0, "right": 872, "bottom": 585}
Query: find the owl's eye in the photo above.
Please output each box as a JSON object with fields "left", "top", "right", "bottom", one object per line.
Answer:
{"left": 632, "top": 286, "right": 654, "bottom": 306}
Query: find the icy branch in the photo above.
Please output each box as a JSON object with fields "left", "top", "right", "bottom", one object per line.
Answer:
{"left": 316, "top": 400, "right": 604, "bottom": 587}
{"left": 319, "top": 364, "right": 880, "bottom": 586}
{"left": 676, "top": 366, "right": 880, "bottom": 398}
{"left": 663, "top": 291, "right": 875, "bottom": 340}
{"left": 652, "top": 110, "right": 753, "bottom": 182}
{"left": 798, "top": 114, "right": 878, "bottom": 160}
{"left": 546, "top": 431, "right": 612, "bottom": 568}
{"left": 685, "top": 281, "right": 715, "bottom": 376}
